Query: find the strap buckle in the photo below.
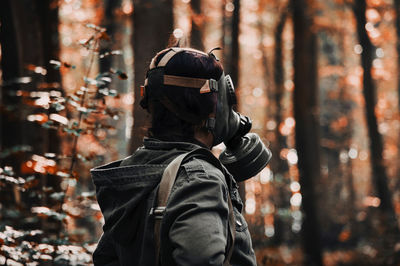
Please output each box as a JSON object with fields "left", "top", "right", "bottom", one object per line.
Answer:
{"left": 209, "top": 79, "right": 218, "bottom": 92}
{"left": 150, "top": 206, "right": 166, "bottom": 219}
{"left": 206, "top": 117, "right": 216, "bottom": 130}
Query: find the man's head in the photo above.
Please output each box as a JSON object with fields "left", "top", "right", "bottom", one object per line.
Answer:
{"left": 141, "top": 48, "right": 223, "bottom": 145}
{"left": 141, "top": 47, "right": 272, "bottom": 181}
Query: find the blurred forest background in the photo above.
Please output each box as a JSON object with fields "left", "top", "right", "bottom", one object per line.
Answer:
{"left": 1, "top": 0, "right": 400, "bottom": 265}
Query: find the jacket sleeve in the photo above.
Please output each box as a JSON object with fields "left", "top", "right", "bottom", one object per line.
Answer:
{"left": 161, "top": 158, "right": 230, "bottom": 266}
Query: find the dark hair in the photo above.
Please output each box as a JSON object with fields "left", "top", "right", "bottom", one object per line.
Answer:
{"left": 146, "top": 48, "right": 223, "bottom": 142}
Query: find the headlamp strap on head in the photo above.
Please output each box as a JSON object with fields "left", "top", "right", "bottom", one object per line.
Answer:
{"left": 149, "top": 48, "right": 176, "bottom": 69}
{"left": 146, "top": 48, "right": 217, "bottom": 94}
{"left": 163, "top": 75, "right": 218, "bottom": 94}
{"left": 150, "top": 47, "right": 208, "bottom": 69}
{"left": 144, "top": 74, "right": 218, "bottom": 95}
{"left": 164, "top": 75, "right": 206, "bottom": 89}
{"left": 142, "top": 47, "right": 220, "bottom": 115}
{"left": 156, "top": 49, "right": 179, "bottom": 68}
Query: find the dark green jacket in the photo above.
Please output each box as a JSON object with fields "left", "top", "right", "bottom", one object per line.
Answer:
{"left": 91, "top": 138, "right": 257, "bottom": 266}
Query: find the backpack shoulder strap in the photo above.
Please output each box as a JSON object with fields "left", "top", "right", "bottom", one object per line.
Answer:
{"left": 153, "top": 149, "right": 235, "bottom": 266}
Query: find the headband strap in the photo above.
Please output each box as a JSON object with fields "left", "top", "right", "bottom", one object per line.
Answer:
{"left": 149, "top": 47, "right": 209, "bottom": 69}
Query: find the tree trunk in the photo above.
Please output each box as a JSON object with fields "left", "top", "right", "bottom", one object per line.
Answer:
{"left": 230, "top": 0, "right": 240, "bottom": 87}
{"left": 0, "top": 0, "right": 45, "bottom": 163}
{"left": 37, "top": 0, "right": 62, "bottom": 87}
{"left": 190, "top": 0, "right": 204, "bottom": 50}
{"left": 37, "top": 0, "right": 63, "bottom": 235}
{"left": 393, "top": 0, "right": 400, "bottom": 188}
{"left": 0, "top": 0, "right": 22, "bottom": 166}
{"left": 222, "top": 0, "right": 239, "bottom": 85}
{"left": 292, "top": 0, "right": 323, "bottom": 265}
{"left": 130, "top": 0, "right": 173, "bottom": 153}
{"left": 318, "top": 29, "right": 354, "bottom": 246}
{"left": 100, "top": 0, "right": 122, "bottom": 73}
{"left": 100, "top": 0, "right": 132, "bottom": 159}
{"left": 336, "top": 19, "right": 358, "bottom": 242}
{"left": 221, "top": 0, "right": 228, "bottom": 66}
{"left": 35, "top": 0, "right": 62, "bottom": 169}
{"left": 222, "top": 0, "right": 245, "bottom": 202}
{"left": 271, "top": 5, "right": 290, "bottom": 245}
{"left": 353, "top": 0, "right": 395, "bottom": 215}
{"left": 0, "top": 0, "right": 62, "bottom": 168}
{"left": 396, "top": 0, "right": 400, "bottom": 125}
{"left": 0, "top": 0, "right": 62, "bottom": 235}
{"left": 0, "top": 1, "right": 26, "bottom": 211}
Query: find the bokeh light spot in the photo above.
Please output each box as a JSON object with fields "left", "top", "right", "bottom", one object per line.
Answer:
{"left": 290, "top": 193, "right": 302, "bottom": 207}
{"left": 173, "top": 28, "right": 184, "bottom": 39}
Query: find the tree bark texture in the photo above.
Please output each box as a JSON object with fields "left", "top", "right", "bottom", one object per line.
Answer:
{"left": 353, "top": 0, "right": 395, "bottom": 215}
{"left": 130, "top": 0, "right": 173, "bottom": 153}
{"left": 292, "top": 0, "right": 323, "bottom": 265}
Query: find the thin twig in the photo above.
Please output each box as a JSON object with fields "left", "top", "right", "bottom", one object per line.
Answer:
{"left": 57, "top": 36, "right": 99, "bottom": 232}
{"left": 69, "top": 38, "right": 99, "bottom": 174}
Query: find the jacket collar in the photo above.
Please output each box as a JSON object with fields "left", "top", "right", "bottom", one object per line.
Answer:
{"left": 143, "top": 137, "right": 209, "bottom": 151}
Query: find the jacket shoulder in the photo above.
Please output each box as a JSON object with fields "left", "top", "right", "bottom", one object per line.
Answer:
{"left": 180, "top": 156, "right": 228, "bottom": 186}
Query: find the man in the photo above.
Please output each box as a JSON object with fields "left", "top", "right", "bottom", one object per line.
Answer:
{"left": 91, "top": 47, "right": 270, "bottom": 265}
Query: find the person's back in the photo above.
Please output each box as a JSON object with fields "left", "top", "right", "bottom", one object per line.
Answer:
{"left": 91, "top": 47, "right": 271, "bottom": 265}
